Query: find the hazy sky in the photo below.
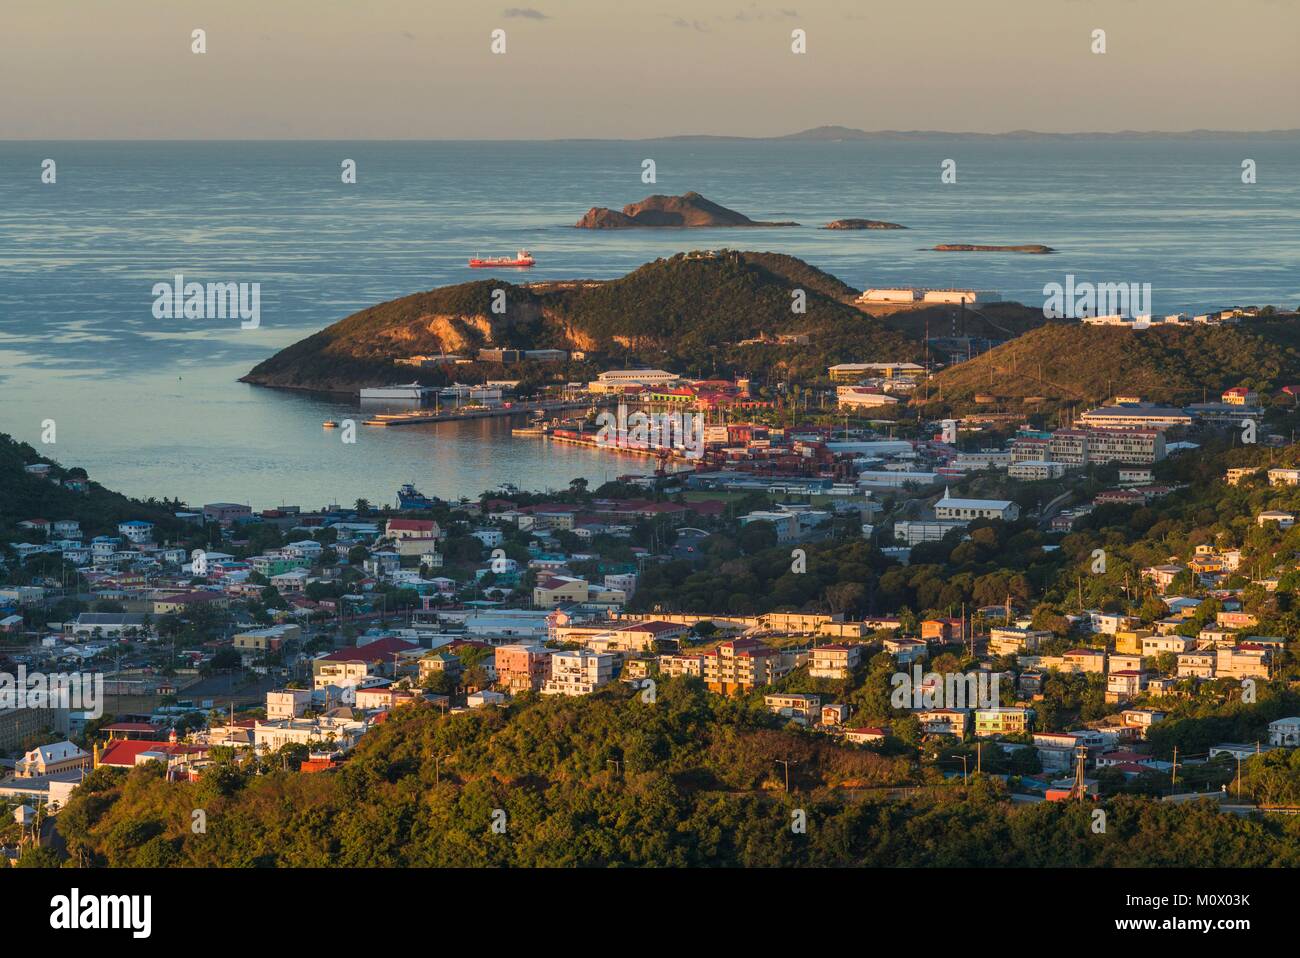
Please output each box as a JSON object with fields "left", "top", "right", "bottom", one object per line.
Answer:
{"left": 3, "top": 0, "right": 1297, "bottom": 139}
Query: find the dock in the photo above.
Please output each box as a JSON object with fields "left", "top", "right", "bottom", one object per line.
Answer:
{"left": 362, "top": 399, "right": 606, "bottom": 428}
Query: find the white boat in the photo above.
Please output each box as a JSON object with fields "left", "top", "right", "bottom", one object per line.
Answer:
{"left": 359, "top": 382, "right": 435, "bottom": 400}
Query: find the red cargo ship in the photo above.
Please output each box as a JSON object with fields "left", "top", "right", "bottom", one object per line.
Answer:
{"left": 468, "top": 249, "right": 535, "bottom": 268}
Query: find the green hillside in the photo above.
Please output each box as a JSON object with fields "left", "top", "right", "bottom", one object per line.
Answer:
{"left": 0, "top": 433, "right": 186, "bottom": 553}
{"left": 921, "top": 319, "right": 1300, "bottom": 417}
{"left": 242, "top": 251, "right": 923, "bottom": 392}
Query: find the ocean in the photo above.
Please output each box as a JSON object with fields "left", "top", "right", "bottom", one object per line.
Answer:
{"left": 1, "top": 137, "right": 1297, "bottom": 509}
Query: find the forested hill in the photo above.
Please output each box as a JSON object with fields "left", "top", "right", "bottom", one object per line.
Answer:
{"left": 51, "top": 683, "right": 1300, "bottom": 867}
{"left": 920, "top": 318, "right": 1300, "bottom": 417}
{"left": 241, "top": 251, "right": 924, "bottom": 393}
{"left": 0, "top": 433, "right": 184, "bottom": 549}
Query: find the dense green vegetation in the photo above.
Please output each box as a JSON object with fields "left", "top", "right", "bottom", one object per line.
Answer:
{"left": 0, "top": 433, "right": 189, "bottom": 558}
{"left": 242, "top": 251, "right": 925, "bottom": 391}
{"left": 923, "top": 318, "right": 1300, "bottom": 417}
{"left": 48, "top": 683, "right": 1300, "bottom": 867}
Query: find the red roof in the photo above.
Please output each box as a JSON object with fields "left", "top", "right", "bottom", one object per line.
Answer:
{"left": 387, "top": 519, "right": 437, "bottom": 532}
{"left": 1101, "top": 750, "right": 1152, "bottom": 763}
{"left": 99, "top": 740, "right": 207, "bottom": 767}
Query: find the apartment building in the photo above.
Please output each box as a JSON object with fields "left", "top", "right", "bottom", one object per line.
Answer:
{"left": 1033, "top": 731, "right": 1105, "bottom": 772}
{"left": 1062, "top": 648, "right": 1107, "bottom": 674}
{"left": 1106, "top": 670, "right": 1146, "bottom": 703}
{"left": 1109, "top": 653, "right": 1143, "bottom": 674}
{"left": 1121, "top": 709, "right": 1168, "bottom": 739}
{"left": 974, "top": 707, "right": 1033, "bottom": 738}
{"left": 1142, "top": 634, "right": 1193, "bottom": 656}
{"left": 266, "top": 688, "right": 312, "bottom": 720}
{"left": 921, "top": 618, "right": 965, "bottom": 643}
{"left": 495, "top": 643, "right": 553, "bottom": 693}
{"left": 658, "top": 653, "right": 705, "bottom": 678}
{"left": 988, "top": 627, "right": 1051, "bottom": 656}
{"left": 917, "top": 708, "right": 970, "bottom": 737}
{"left": 808, "top": 643, "right": 865, "bottom": 679}
{"left": 1268, "top": 468, "right": 1300, "bottom": 487}
{"left": 701, "top": 639, "right": 789, "bottom": 695}
{"left": 1008, "top": 460, "right": 1067, "bottom": 481}
{"left": 1177, "top": 651, "right": 1216, "bottom": 678}
{"left": 541, "top": 649, "right": 616, "bottom": 696}
{"left": 1216, "top": 646, "right": 1269, "bottom": 680}
{"left": 893, "top": 519, "right": 967, "bottom": 546}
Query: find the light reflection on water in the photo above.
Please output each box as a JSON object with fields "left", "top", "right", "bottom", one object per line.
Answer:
{"left": 1, "top": 138, "right": 1298, "bottom": 507}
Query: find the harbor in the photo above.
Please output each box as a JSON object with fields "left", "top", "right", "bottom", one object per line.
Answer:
{"left": 359, "top": 398, "right": 608, "bottom": 428}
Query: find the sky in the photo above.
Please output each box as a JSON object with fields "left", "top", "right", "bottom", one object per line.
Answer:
{"left": 2, "top": 0, "right": 1297, "bottom": 139}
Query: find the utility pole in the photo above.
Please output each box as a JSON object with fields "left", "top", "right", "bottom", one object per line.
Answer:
{"left": 1171, "top": 745, "right": 1179, "bottom": 794}
{"left": 976, "top": 742, "right": 982, "bottom": 775}
{"left": 959, "top": 755, "right": 968, "bottom": 785}
{"left": 774, "top": 758, "right": 797, "bottom": 794}
{"left": 1071, "top": 744, "right": 1089, "bottom": 801}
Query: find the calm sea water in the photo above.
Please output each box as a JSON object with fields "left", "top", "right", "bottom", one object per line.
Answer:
{"left": 1, "top": 138, "right": 1298, "bottom": 509}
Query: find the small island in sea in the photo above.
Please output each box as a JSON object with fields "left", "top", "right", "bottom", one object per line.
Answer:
{"left": 932, "top": 243, "right": 1056, "bottom": 254}
{"left": 821, "top": 218, "right": 907, "bottom": 230}
{"left": 575, "top": 191, "right": 798, "bottom": 228}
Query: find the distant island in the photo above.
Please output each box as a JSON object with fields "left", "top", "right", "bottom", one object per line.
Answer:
{"left": 822, "top": 219, "right": 907, "bottom": 230}
{"left": 575, "top": 192, "right": 798, "bottom": 229}
{"left": 646, "top": 124, "right": 1300, "bottom": 142}
{"left": 932, "top": 243, "right": 1055, "bottom": 254}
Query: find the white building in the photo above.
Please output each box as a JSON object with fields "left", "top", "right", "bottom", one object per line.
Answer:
{"left": 1008, "top": 460, "right": 1066, "bottom": 481}
{"left": 117, "top": 521, "right": 154, "bottom": 544}
{"left": 1268, "top": 717, "right": 1300, "bottom": 747}
{"left": 589, "top": 369, "right": 679, "bottom": 393}
{"left": 933, "top": 488, "right": 1019, "bottom": 522}
{"left": 808, "top": 644, "right": 865, "bottom": 679}
{"left": 1256, "top": 511, "right": 1296, "bottom": 530}
{"left": 253, "top": 716, "right": 367, "bottom": 752}
{"left": 541, "top": 649, "right": 616, "bottom": 696}
{"left": 837, "top": 386, "right": 899, "bottom": 409}
{"left": 266, "top": 688, "right": 312, "bottom": 721}
{"left": 892, "top": 519, "right": 966, "bottom": 546}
